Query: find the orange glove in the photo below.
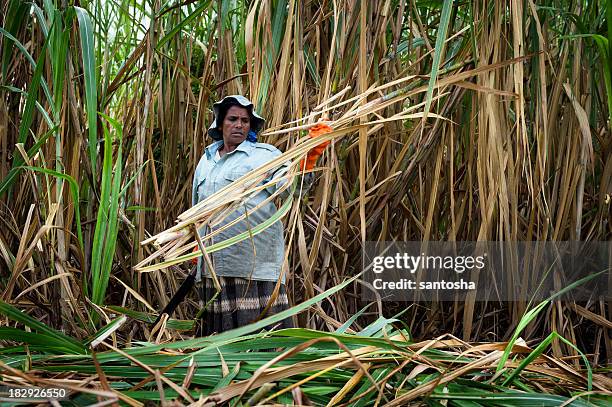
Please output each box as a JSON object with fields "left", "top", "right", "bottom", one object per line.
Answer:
{"left": 300, "top": 123, "right": 332, "bottom": 170}
{"left": 191, "top": 246, "right": 199, "bottom": 265}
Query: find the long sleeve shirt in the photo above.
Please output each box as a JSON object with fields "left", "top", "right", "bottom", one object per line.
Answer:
{"left": 192, "top": 140, "right": 312, "bottom": 282}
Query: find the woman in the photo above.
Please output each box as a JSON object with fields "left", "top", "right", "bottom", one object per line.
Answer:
{"left": 192, "top": 95, "right": 330, "bottom": 335}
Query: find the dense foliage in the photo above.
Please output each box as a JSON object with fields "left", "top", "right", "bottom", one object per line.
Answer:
{"left": 0, "top": 0, "right": 610, "bottom": 404}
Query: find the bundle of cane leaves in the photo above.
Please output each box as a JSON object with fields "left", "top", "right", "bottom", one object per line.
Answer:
{"left": 0, "top": 304, "right": 610, "bottom": 406}
{"left": 134, "top": 131, "right": 332, "bottom": 273}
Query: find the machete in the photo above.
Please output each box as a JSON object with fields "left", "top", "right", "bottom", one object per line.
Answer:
{"left": 152, "top": 265, "right": 197, "bottom": 327}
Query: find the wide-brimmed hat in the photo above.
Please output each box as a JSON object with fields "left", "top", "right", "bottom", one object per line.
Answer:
{"left": 207, "top": 95, "right": 265, "bottom": 141}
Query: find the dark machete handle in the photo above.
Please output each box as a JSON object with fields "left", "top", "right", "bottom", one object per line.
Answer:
{"left": 152, "top": 266, "right": 197, "bottom": 327}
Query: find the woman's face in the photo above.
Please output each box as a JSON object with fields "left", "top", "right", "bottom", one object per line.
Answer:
{"left": 221, "top": 105, "right": 251, "bottom": 148}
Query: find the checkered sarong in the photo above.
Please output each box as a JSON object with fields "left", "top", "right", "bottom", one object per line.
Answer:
{"left": 197, "top": 276, "right": 293, "bottom": 336}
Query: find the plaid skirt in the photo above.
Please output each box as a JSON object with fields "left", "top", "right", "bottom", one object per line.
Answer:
{"left": 197, "top": 276, "right": 293, "bottom": 336}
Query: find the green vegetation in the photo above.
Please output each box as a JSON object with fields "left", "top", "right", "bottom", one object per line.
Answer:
{"left": 0, "top": 0, "right": 610, "bottom": 405}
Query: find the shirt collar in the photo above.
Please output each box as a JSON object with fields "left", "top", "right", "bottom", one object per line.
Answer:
{"left": 205, "top": 140, "right": 254, "bottom": 159}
